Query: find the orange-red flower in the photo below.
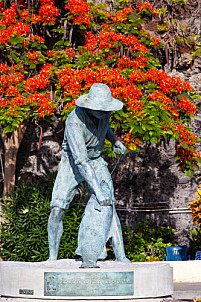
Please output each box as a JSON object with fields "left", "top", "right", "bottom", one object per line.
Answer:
{"left": 178, "top": 96, "right": 196, "bottom": 115}
{"left": 65, "top": 0, "right": 93, "bottom": 28}
{"left": 113, "top": 8, "right": 133, "bottom": 23}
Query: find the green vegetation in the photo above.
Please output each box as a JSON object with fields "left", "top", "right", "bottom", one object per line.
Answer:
{"left": 0, "top": 176, "right": 85, "bottom": 261}
{"left": 0, "top": 177, "right": 175, "bottom": 262}
{"left": 189, "top": 186, "right": 201, "bottom": 253}
{"left": 123, "top": 221, "right": 175, "bottom": 262}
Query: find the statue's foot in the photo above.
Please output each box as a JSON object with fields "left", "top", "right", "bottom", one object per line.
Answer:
{"left": 116, "top": 257, "right": 131, "bottom": 263}
{"left": 80, "top": 260, "right": 99, "bottom": 268}
{"left": 46, "top": 257, "right": 57, "bottom": 261}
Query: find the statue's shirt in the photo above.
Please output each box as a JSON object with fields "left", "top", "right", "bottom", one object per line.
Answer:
{"left": 62, "top": 107, "right": 111, "bottom": 164}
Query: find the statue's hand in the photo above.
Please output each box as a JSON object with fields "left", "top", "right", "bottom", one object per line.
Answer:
{"left": 113, "top": 140, "right": 127, "bottom": 154}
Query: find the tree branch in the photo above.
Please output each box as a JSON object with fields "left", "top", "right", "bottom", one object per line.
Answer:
{"left": 15, "top": 0, "right": 21, "bottom": 15}
{"left": 64, "top": 20, "right": 68, "bottom": 40}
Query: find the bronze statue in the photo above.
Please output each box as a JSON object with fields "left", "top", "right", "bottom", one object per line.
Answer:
{"left": 47, "top": 83, "right": 130, "bottom": 267}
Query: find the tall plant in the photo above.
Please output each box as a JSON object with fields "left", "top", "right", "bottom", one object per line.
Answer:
{"left": 0, "top": 0, "right": 200, "bottom": 195}
{"left": 189, "top": 185, "right": 201, "bottom": 252}
{"left": 0, "top": 177, "right": 85, "bottom": 261}
{"left": 189, "top": 185, "right": 201, "bottom": 226}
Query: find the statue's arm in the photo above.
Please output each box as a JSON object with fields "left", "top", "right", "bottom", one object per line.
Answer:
{"left": 106, "top": 126, "right": 118, "bottom": 146}
{"left": 77, "top": 160, "right": 110, "bottom": 205}
{"left": 106, "top": 126, "right": 127, "bottom": 154}
{"left": 65, "top": 120, "right": 111, "bottom": 206}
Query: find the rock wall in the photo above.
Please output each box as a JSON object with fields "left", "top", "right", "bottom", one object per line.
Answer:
{"left": 1, "top": 0, "right": 201, "bottom": 254}
{"left": 119, "top": 0, "right": 201, "bottom": 250}
{"left": 3, "top": 118, "right": 198, "bottom": 256}
{"left": 9, "top": 111, "right": 201, "bottom": 252}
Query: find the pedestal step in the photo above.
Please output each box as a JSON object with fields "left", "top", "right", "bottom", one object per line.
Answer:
{"left": 0, "top": 259, "right": 173, "bottom": 300}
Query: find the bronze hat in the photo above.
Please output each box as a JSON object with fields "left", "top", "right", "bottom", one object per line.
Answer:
{"left": 75, "top": 83, "right": 123, "bottom": 111}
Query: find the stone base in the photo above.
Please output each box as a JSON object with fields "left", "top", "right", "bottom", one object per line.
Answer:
{"left": 0, "top": 259, "right": 173, "bottom": 300}
{"left": 0, "top": 297, "right": 171, "bottom": 302}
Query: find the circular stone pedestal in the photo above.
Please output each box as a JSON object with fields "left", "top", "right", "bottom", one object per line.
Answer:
{"left": 0, "top": 259, "right": 173, "bottom": 300}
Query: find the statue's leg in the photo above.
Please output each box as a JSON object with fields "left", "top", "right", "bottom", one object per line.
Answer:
{"left": 47, "top": 154, "right": 82, "bottom": 261}
{"left": 110, "top": 209, "right": 131, "bottom": 263}
{"left": 80, "top": 253, "right": 100, "bottom": 268}
{"left": 47, "top": 207, "right": 65, "bottom": 261}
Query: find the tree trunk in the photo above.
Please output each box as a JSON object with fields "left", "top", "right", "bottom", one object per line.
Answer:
{"left": 1, "top": 124, "right": 27, "bottom": 196}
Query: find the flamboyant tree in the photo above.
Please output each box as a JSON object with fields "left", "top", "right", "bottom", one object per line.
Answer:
{"left": 0, "top": 0, "right": 200, "bottom": 195}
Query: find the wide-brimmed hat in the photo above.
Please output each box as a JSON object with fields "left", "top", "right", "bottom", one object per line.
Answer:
{"left": 75, "top": 83, "right": 123, "bottom": 111}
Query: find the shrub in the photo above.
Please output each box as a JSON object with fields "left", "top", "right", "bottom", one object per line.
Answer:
{"left": 122, "top": 221, "right": 175, "bottom": 262}
{"left": 188, "top": 185, "right": 201, "bottom": 255}
{"left": 190, "top": 228, "right": 201, "bottom": 252}
{"left": 0, "top": 175, "right": 85, "bottom": 262}
{"left": 189, "top": 184, "right": 201, "bottom": 225}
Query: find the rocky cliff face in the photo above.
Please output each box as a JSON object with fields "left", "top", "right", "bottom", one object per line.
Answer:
{"left": 143, "top": 0, "right": 201, "bottom": 88}
{"left": 115, "top": 0, "right": 201, "bottom": 248}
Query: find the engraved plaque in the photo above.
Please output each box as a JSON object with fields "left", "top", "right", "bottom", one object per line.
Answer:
{"left": 19, "top": 289, "right": 34, "bottom": 295}
{"left": 44, "top": 271, "right": 134, "bottom": 296}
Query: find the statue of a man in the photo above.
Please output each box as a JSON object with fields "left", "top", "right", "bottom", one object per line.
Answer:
{"left": 47, "top": 83, "right": 130, "bottom": 266}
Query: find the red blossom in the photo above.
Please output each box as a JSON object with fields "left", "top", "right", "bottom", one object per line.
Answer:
{"left": 129, "top": 71, "right": 146, "bottom": 83}
{"left": 113, "top": 8, "right": 133, "bottom": 23}
{"left": 117, "top": 55, "right": 147, "bottom": 70}
{"left": 0, "top": 4, "right": 17, "bottom": 27}
{"left": 83, "top": 32, "right": 96, "bottom": 51}
{"left": 137, "top": 2, "right": 159, "bottom": 16}
{"left": 5, "top": 85, "right": 20, "bottom": 98}
{"left": 31, "top": 14, "right": 41, "bottom": 24}
{"left": 0, "top": 98, "right": 9, "bottom": 109}
{"left": 148, "top": 90, "right": 179, "bottom": 119}
{"left": 39, "top": 3, "right": 59, "bottom": 24}
{"left": 26, "top": 92, "right": 55, "bottom": 117}
{"left": 27, "top": 51, "right": 40, "bottom": 64}
{"left": 124, "top": 132, "right": 141, "bottom": 149}
{"left": 150, "top": 36, "right": 162, "bottom": 48}
{"left": 175, "top": 145, "right": 201, "bottom": 172}
{"left": 40, "top": 0, "right": 55, "bottom": 4}
{"left": 175, "top": 123, "right": 198, "bottom": 146}
{"left": 65, "top": 0, "right": 93, "bottom": 28}
{"left": 25, "top": 74, "right": 50, "bottom": 92}
{"left": 23, "top": 35, "right": 45, "bottom": 47}
{"left": 20, "top": 9, "right": 30, "bottom": 22}
{"left": 178, "top": 96, "right": 196, "bottom": 115}
{"left": 0, "top": 64, "right": 12, "bottom": 75}
{"left": 10, "top": 96, "right": 25, "bottom": 108}
{"left": 0, "top": 1, "right": 3, "bottom": 13}
{"left": 47, "top": 48, "right": 75, "bottom": 60}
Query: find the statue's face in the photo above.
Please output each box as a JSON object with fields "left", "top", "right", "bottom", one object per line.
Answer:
{"left": 86, "top": 109, "right": 110, "bottom": 119}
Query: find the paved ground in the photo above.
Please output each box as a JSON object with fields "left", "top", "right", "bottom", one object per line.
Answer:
{"left": 0, "top": 298, "right": 170, "bottom": 302}
{"left": 173, "top": 282, "right": 201, "bottom": 301}
{"left": 0, "top": 283, "right": 201, "bottom": 302}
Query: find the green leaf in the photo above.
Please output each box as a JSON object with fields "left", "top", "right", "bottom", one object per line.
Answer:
{"left": 177, "top": 92, "right": 194, "bottom": 102}
{"left": 30, "top": 63, "right": 36, "bottom": 69}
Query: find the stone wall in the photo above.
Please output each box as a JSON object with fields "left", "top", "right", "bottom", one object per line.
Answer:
{"left": 7, "top": 111, "right": 201, "bottom": 251}
{"left": 1, "top": 0, "right": 201, "bottom": 253}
